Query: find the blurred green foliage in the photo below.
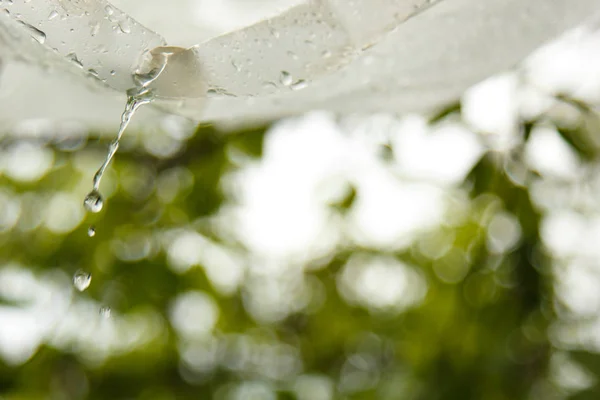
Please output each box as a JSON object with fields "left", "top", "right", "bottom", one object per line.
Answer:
{"left": 0, "top": 108, "right": 600, "bottom": 400}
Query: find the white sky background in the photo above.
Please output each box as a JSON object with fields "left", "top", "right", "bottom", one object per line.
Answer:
{"left": 1, "top": 4, "right": 600, "bottom": 397}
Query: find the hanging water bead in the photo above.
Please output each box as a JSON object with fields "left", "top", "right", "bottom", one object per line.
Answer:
{"left": 83, "top": 190, "right": 103, "bottom": 213}
{"left": 87, "top": 226, "right": 96, "bottom": 237}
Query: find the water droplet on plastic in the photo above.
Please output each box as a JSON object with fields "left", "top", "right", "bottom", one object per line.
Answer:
{"left": 67, "top": 52, "right": 83, "bottom": 68}
{"left": 87, "top": 226, "right": 96, "bottom": 237}
{"left": 48, "top": 10, "right": 58, "bottom": 20}
{"left": 280, "top": 71, "right": 293, "bottom": 86}
{"left": 322, "top": 50, "right": 332, "bottom": 58}
{"left": 133, "top": 67, "right": 162, "bottom": 88}
{"left": 73, "top": 270, "right": 92, "bottom": 292}
{"left": 88, "top": 68, "right": 98, "bottom": 78}
{"left": 99, "top": 306, "right": 111, "bottom": 318}
{"left": 90, "top": 22, "right": 100, "bottom": 36}
{"left": 110, "top": 70, "right": 116, "bottom": 76}
{"left": 104, "top": 5, "right": 114, "bottom": 16}
{"left": 269, "top": 27, "right": 280, "bottom": 39}
{"left": 287, "top": 51, "right": 298, "bottom": 60}
{"left": 83, "top": 190, "right": 103, "bottom": 213}
{"left": 291, "top": 80, "right": 307, "bottom": 91}
{"left": 118, "top": 20, "right": 131, "bottom": 34}
{"left": 18, "top": 21, "right": 46, "bottom": 44}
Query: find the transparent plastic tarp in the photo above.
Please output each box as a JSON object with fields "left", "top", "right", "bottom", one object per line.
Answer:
{"left": 1, "top": 0, "right": 600, "bottom": 131}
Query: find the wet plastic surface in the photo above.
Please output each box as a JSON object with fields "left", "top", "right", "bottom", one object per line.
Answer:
{"left": 0, "top": 0, "right": 599, "bottom": 130}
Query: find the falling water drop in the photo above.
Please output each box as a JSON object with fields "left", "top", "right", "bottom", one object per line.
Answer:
{"left": 83, "top": 190, "right": 103, "bottom": 213}
{"left": 99, "top": 306, "right": 111, "bottom": 318}
{"left": 87, "top": 226, "right": 96, "bottom": 237}
{"left": 280, "top": 71, "right": 293, "bottom": 86}
{"left": 73, "top": 270, "right": 92, "bottom": 292}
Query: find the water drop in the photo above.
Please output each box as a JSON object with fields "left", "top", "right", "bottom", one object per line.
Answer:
{"left": 291, "top": 80, "right": 307, "bottom": 91}
{"left": 48, "top": 10, "right": 58, "bottom": 20}
{"left": 83, "top": 190, "right": 103, "bottom": 213}
{"left": 67, "top": 52, "right": 83, "bottom": 68}
{"left": 322, "top": 50, "right": 332, "bottom": 58}
{"left": 89, "top": 22, "right": 100, "bottom": 36}
{"left": 104, "top": 5, "right": 114, "bottom": 16}
{"left": 18, "top": 21, "right": 46, "bottom": 44}
{"left": 280, "top": 71, "right": 293, "bottom": 86}
{"left": 262, "top": 81, "right": 277, "bottom": 90}
{"left": 287, "top": 51, "right": 298, "bottom": 60}
{"left": 110, "top": 70, "right": 116, "bottom": 76}
{"left": 133, "top": 67, "right": 162, "bottom": 88}
{"left": 87, "top": 226, "right": 96, "bottom": 237}
{"left": 73, "top": 270, "right": 92, "bottom": 292}
{"left": 118, "top": 20, "right": 131, "bottom": 34}
{"left": 99, "top": 306, "right": 111, "bottom": 318}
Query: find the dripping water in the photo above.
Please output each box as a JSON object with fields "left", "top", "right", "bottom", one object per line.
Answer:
{"left": 83, "top": 47, "right": 178, "bottom": 234}
{"left": 83, "top": 87, "right": 153, "bottom": 215}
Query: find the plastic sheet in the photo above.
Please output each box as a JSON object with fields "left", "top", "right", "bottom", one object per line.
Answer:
{"left": 1, "top": 0, "right": 599, "bottom": 130}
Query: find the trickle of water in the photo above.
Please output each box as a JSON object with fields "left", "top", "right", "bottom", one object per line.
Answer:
{"left": 82, "top": 48, "right": 178, "bottom": 220}
{"left": 84, "top": 87, "right": 154, "bottom": 215}
{"left": 73, "top": 270, "right": 92, "bottom": 292}
{"left": 99, "top": 306, "right": 111, "bottom": 318}
{"left": 87, "top": 226, "right": 96, "bottom": 237}
{"left": 280, "top": 71, "right": 293, "bottom": 86}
